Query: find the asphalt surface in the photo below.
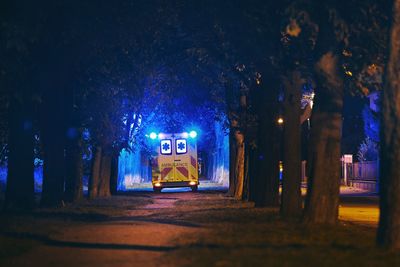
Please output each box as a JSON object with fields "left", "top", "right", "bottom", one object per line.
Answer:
{"left": 0, "top": 187, "right": 380, "bottom": 267}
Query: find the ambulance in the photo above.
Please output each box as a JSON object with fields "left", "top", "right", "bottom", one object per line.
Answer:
{"left": 149, "top": 131, "right": 199, "bottom": 192}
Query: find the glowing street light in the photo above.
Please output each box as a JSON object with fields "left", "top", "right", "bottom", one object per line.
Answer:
{"left": 277, "top": 117, "right": 284, "bottom": 125}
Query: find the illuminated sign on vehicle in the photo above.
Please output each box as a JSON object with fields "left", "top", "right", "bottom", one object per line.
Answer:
{"left": 160, "top": 139, "right": 172, "bottom": 155}
{"left": 176, "top": 139, "right": 187, "bottom": 154}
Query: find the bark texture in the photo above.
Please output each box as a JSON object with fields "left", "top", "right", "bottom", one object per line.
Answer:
{"left": 110, "top": 155, "right": 119, "bottom": 195}
{"left": 41, "top": 134, "right": 66, "bottom": 207}
{"left": 98, "top": 153, "right": 112, "bottom": 197}
{"left": 89, "top": 146, "right": 102, "bottom": 199}
{"left": 40, "top": 86, "right": 66, "bottom": 207}
{"left": 303, "top": 52, "right": 343, "bottom": 224}
{"left": 243, "top": 143, "right": 257, "bottom": 201}
{"left": 234, "top": 130, "right": 245, "bottom": 200}
{"left": 4, "top": 96, "right": 35, "bottom": 210}
{"left": 89, "top": 146, "right": 112, "bottom": 198}
{"left": 253, "top": 116, "right": 280, "bottom": 207}
{"left": 252, "top": 74, "right": 280, "bottom": 207}
{"left": 228, "top": 131, "right": 237, "bottom": 197}
{"left": 38, "top": 7, "right": 72, "bottom": 208}
{"left": 377, "top": 0, "right": 400, "bottom": 249}
{"left": 281, "top": 71, "right": 303, "bottom": 218}
{"left": 228, "top": 115, "right": 246, "bottom": 200}
{"left": 64, "top": 132, "right": 83, "bottom": 203}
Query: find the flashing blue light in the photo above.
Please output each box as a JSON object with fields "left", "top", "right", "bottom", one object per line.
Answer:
{"left": 149, "top": 132, "right": 157, "bottom": 139}
{"left": 189, "top": 130, "right": 197, "bottom": 138}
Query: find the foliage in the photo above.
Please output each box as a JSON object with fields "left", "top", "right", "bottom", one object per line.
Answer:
{"left": 0, "top": 144, "right": 7, "bottom": 165}
{"left": 341, "top": 0, "right": 391, "bottom": 96}
{"left": 362, "top": 105, "right": 380, "bottom": 143}
{"left": 357, "top": 137, "right": 379, "bottom": 162}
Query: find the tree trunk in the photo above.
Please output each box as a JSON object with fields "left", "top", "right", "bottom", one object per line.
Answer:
{"left": 39, "top": 41, "right": 70, "bottom": 207}
{"left": 281, "top": 71, "right": 303, "bottom": 219}
{"left": 89, "top": 146, "right": 112, "bottom": 198}
{"left": 64, "top": 131, "right": 83, "bottom": 203}
{"left": 110, "top": 154, "right": 119, "bottom": 195}
{"left": 243, "top": 142, "right": 255, "bottom": 201}
{"left": 41, "top": 89, "right": 66, "bottom": 207}
{"left": 228, "top": 131, "right": 237, "bottom": 196}
{"left": 89, "top": 146, "right": 102, "bottom": 199}
{"left": 377, "top": 0, "right": 400, "bottom": 249}
{"left": 267, "top": 127, "right": 281, "bottom": 206}
{"left": 253, "top": 117, "right": 269, "bottom": 207}
{"left": 41, "top": 136, "right": 66, "bottom": 207}
{"left": 251, "top": 71, "right": 281, "bottom": 208}
{"left": 253, "top": 116, "right": 280, "bottom": 207}
{"left": 303, "top": 52, "right": 344, "bottom": 224}
{"left": 4, "top": 96, "right": 35, "bottom": 210}
{"left": 234, "top": 130, "right": 245, "bottom": 200}
{"left": 98, "top": 153, "right": 112, "bottom": 197}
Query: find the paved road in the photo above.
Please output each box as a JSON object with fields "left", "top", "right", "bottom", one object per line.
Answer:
{"left": 1, "top": 188, "right": 380, "bottom": 267}
{"left": 339, "top": 192, "right": 379, "bottom": 226}
{"left": 1, "top": 191, "right": 222, "bottom": 267}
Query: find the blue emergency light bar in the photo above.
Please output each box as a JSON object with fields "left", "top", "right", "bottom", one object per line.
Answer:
{"left": 148, "top": 130, "right": 197, "bottom": 139}
{"left": 189, "top": 130, "right": 197, "bottom": 138}
{"left": 149, "top": 132, "right": 157, "bottom": 139}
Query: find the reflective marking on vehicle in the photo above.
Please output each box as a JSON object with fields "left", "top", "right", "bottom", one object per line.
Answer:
{"left": 176, "top": 166, "right": 188, "bottom": 178}
{"left": 161, "top": 167, "right": 173, "bottom": 179}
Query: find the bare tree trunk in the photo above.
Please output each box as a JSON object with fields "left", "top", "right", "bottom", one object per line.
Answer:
{"left": 377, "top": 0, "right": 400, "bottom": 249}
{"left": 227, "top": 85, "right": 247, "bottom": 199}
{"left": 41, "top": 89, "right": 66, "bottom": 208}
{"left": 281, "top": 71, "right": 303, "bottom": 219}
{"left": 260, "top": 119, "right": 280, "bottom": 207}
{"left": 243, "top": 143, "right": 255, "bottom": 201}
{"left": 38, "top": 11, "right": 72, "bottom": 208}
{"left": 110, "top": 154, "right": 119, "bottom": 195}
{"left": 303, "top": 52, "right": 343, "bottom": 224}
{"left": 89, "top": 146, "right": 102, "bottom": 199}
{"left": 245, "top": 141, "right": 257, "bottom": 202}
{"left": 89, "top": 145, "right": 111, "bottom": 198}
{"left": 97, "top": 153, "right": 111, "bottom": 197}
{"left": 64, "top": 131, "right": 83, "bottom": 203}
{"left": 267, "top": 128, "right": 281, "bottom": 206}
{"left": 41, "top": 135, "right": 66, "bottom": 207}
{"left": 253, "top": 84, "right": 280, "bottom": 208}
{"left": 5, "top": 96, "right": 34, "bottom": 210}
{"left": 234, "top": 130, "right": 245, "bottom": 199}
{"left": 253, "top": 117, "right": 269, "bottom": 207}
{"left": 228, "top": 130, "right": 237, "bottom": 196}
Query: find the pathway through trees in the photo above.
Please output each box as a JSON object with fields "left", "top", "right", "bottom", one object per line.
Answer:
{"left": 1, "top": 190, "right": 395, "bottom": 267}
